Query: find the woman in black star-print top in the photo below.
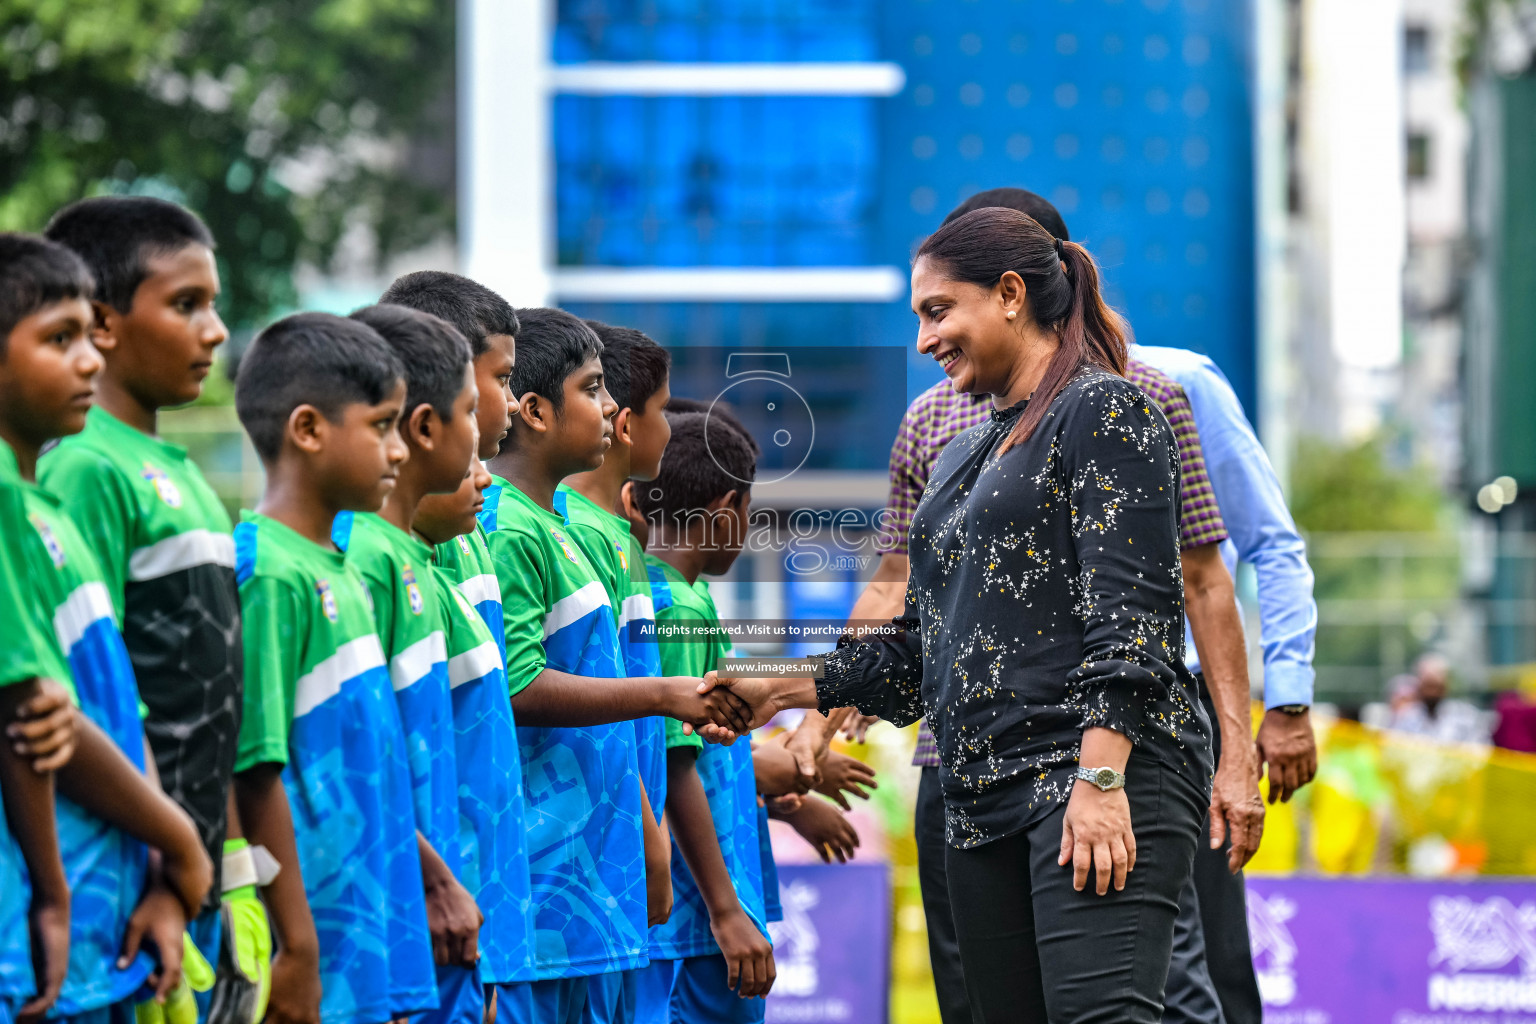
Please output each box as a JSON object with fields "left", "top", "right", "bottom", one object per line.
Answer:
{"left": 711, "top": 207, "right": 1213, "bottom": 1023}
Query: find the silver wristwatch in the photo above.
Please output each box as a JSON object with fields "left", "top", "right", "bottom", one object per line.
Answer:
{"left": 1074, "top": 765, "right": 1126, "bottom": 791}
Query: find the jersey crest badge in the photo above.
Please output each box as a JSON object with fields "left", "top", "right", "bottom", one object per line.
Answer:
{"left": 141, "top": 463, "right": 183, "bottom": 508}
{"left": 315, "top": 578, "right": 340, "bottom": 622}
{"left": 403, "top": 564, "right": 424, "bottom": 615}
{"left": 30, "top": 515, "right": 66, "bottom": 568}
{"left": 552, "top": 529, "right": 581, "bottom": 565}
{"left": 456, "top": 534, "right": 472, "bottom": 555}
{"left": 615, "top": 541, "right": 629, "bottom": 572}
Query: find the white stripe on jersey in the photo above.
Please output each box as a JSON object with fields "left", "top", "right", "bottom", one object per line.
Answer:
{"left": 52, "top": 581, "right": 116, "bottom": 655}
{"left": 457, "top": 573, "right": 501, "bottom": 609}
{"left": 543, "top": 580, "right": 610, "bottom": 639}
{"left": 448, "top": 640, "right": 502, "bottom": 689}
{"left": 389, "top": 631, "right": 447, "bottom": 692}
{"left": 294, "top": 635, "right": 387, "bottom": 718}
{"left": 618, "top": 592, "right": 655, "bottom": 628}
{"left": 128, "top": 529, "right": 236, "bottom": 582}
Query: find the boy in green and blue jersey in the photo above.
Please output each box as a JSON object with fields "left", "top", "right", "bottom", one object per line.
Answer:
{"left": 41, "top": 195, "right": 263, "bottom": 1005}
{"left": 381, "top": 271, "right": 538, "bottom": 1020}
{"left": 333, "top": 303, "right": 489, "bottom": 1024}
{"left": 633, "top": 410, "right": 776, "bottom": 1023}
{"left": 232, "top": 313, "right": 436, "bottom": 1024}
{"left": 480, "top": 308, "right": 750, "bottom": 1024}
{"left": 418, "top": 457, "right": 537, "bottom": 1022}
{"left": 555, "top": 320, "right": 676, "bottom": 933}
{"left": 0, "top": 234, "right": 213, "bottom": 1021}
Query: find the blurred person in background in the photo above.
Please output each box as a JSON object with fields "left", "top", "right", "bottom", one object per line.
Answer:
{"left": 1387, "top": 654, "right": 1492, "bottom": 746}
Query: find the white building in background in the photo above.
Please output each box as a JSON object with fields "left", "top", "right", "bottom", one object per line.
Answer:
{"left": 1288, "top": 0, "right": 1405, "bottom": 443}
{"left": 1401, "top": 0, "right": 1470, "bottom": 485}
{"left": 1284, "top": 0, "right": 1468, "bottom": 464}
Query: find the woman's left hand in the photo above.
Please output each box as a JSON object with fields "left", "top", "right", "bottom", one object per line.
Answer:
{"left": 1058, "top": 781, "right": 1137, "bottom": 895}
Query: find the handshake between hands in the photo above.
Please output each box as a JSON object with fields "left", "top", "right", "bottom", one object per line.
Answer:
{"left": 669, "top": 669, "right": 820, "bottom": 743}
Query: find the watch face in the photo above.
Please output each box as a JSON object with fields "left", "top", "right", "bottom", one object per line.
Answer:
{"left": 1095, "top": 767, "right": 1118, "bottom": 789}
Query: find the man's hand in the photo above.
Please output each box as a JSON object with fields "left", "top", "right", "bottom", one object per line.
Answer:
{"left": 781, "top": 796, "right": 859, "bottom": 864}
{"left": 18, "top": 894, "right": 69, "bottom": 1022}
{"left": 119, "top": 879, "right": 188, "bottom": 1002}
{"left": 814, "top": 752, "right": 878, "bottom": 812}
{"left": 264, "top": 946, "right": 321, "bottom": 1024}
{"left": 710, "top": 908, "right": 775, "bottom": 998}
{"left": 1208, "top": 744, "right": 1265, "bottom": 872}
{"left": 753, "top": 740, "right": 814, "bottom": 797}
{"left": 7, "top": 679, "right": 77, "bottom": 773}
{"left": 1256, "top": 708, "right": 1318, "bottom": 804}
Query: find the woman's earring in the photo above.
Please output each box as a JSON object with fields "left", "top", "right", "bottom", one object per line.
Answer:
{"left": 1006, "top": 310, "right": 1017, "bottom": 320}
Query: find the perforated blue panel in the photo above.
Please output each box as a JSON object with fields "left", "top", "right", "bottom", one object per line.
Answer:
{"left": 878, "top": 0, "right": 1256, "bottom": 413}
{"left": 551, "top": 0, "right": 1257, "bottom": 417}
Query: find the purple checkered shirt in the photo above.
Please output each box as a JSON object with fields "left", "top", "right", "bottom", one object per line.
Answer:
{"left": 891, "top": 361, "right": 1230, "bottom": 768}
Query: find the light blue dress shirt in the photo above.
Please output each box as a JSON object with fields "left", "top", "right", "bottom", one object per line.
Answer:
{"left": 1133, "top": 344, "right": 1318, "bottom": 708}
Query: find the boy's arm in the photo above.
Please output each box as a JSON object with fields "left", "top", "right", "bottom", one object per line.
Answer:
{"left": 491, "top": 526, "right": 750, "bottom": 734}
{"left": 0, "top": 679, "right": 70, "bottom": 1020}
{"left": 510, "top": 666, "right": 749, "bottom": 733}
{"left": 54, "top": 717, "right": 211, "bottom": 914}
{"left": 639, "top": 780, "right": 672, "bottom": 927}
{"left": 234, "top": 764, "right": 319, "bottom": 1024}
{"left": 666, "top": 748, "right": 774, "bottom": 998}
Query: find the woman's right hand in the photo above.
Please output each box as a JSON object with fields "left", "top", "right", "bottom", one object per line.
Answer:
{"left": 1058, "top": 781, "right": 1137, "bottom": 895}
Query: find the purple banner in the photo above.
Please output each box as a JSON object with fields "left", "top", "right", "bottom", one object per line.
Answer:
{"left": 766, "top": 863, "right": 891, "bottom": 1024}
{"left": 1245, "top": 877, "right": 1536, "bottom": 1023}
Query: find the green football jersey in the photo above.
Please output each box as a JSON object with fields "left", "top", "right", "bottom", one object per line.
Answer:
{"left": 0, "top": 439, "right": 51, "bottom": 689}
{"left": 17, "top": 476, "right": 153, "bottom": 1012}
{"left": 233, "top": 511, "right": 437, "bottom": 1021}
{"left": 431, "top": 523, "right": 504, "bottom": 661}
{"left": 332, "top": 511, "right": 458, "bottom": 876}
{"left": 40, "top": 407, "right": 241, "bottom": 888}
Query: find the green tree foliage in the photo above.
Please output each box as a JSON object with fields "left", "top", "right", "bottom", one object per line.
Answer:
{"left": 1289, "top": 437, "right": 1462, "bottom": 699}
{"left": 1, "top": 0, "right": 455, "bottom": 325}
{"left": 1290, "top": 436, "right": 1449, "bottom": 534}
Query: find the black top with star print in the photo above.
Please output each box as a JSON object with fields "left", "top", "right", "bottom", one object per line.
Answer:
{"left": 819, "top": 367, "right": 1212, "bottom": 848}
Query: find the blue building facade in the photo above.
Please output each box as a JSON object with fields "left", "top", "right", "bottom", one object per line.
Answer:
{"left": 553, "top": 0, "right": 1257, "bottom": 423}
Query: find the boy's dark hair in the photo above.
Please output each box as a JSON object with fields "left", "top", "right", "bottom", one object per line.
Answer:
{"left": 635, "top": 411, "right": 757, "bottom": 521}
{"left": 44, "top": 196, "right": 215, "bottom": 313}
{"left": 0, "top": 233, "right": 95, "bottom": 348}
{"left": 583, "top": 320, "right": 670, "bottom": 413}
{"left": 235, "top": 312, "right": 405, "bottom": 461}
{"left": 510, "top": 307, "right": 603, "bottom": 415}
{"left": 380, "top": 271, "right": 520, "bottom": 358}
{"left": 664, "top": 396, "right": 760, "bottom": 456}
{"left": 941, "top": 187, "right": 1070, "bottom": 242}
{"left": 349, "top": 304, "right": 472, "bottom": 423}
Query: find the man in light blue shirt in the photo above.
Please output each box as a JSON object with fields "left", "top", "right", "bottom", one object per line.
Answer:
{"left": 1135, "top": 344, "right": 1319, "bottom": 1024}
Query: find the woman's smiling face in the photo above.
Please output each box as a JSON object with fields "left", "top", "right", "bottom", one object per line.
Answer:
{"left": 911, "top": 255, "right": 1028, "bottom": 398}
